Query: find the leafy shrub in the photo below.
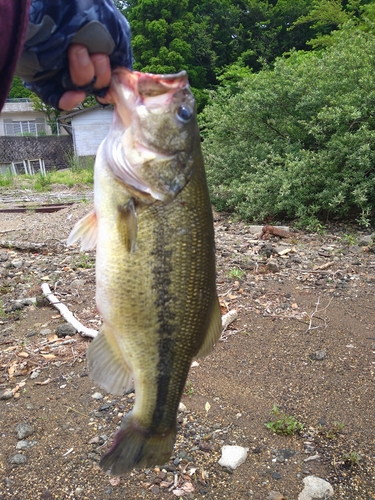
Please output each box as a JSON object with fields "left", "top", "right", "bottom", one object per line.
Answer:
{"left": 201, "top": 24, "right": 375, "bottom": 227}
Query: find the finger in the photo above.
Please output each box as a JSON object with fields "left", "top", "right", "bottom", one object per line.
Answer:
{"left": 68, "top": 44, "right": 95, "bottom": 87}
{"left": 91, "top": 54, "right": 111, "bottom": 90}
{"left": 58, "top": 90, "right": 86, "bottom": 110}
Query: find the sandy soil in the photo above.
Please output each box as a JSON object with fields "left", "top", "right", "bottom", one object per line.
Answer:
{"left": 0, "top": 186, "right": 375, "bottom": 500}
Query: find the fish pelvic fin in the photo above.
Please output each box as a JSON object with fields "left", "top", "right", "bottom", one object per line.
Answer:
{"left": 100, "top": 413, "right": 176, "bottom": 476}
{"left": 87, "top": 327, "right": 133, "bottom": 395}
{"left": 117, "top": 198, "right": 137, "bottom": 253}
{"left": 195, "top": 298, "right": 222, "bottom": 358}
{"left": 67, "top": 210, "right": 98, "bottom": 250}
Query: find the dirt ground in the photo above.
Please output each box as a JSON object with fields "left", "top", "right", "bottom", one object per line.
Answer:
{"left": 0, "top": 185, "right": 375, "bottom": 500}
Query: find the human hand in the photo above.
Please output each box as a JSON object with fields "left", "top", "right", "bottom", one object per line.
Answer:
{"left": 58, "top": 44, "right": 112, "bottom": 110}
{"left": 16, "top": 0, "right": 132, "bottom": 109}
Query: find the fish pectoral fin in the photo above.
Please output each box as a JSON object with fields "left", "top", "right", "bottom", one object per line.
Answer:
{"left": 86, "top": 327, "right": 133, "bottom": 395}
{"left": 117, "top": 198, "right": 137, "bottom": 253}
{"left": 67, "top": 210, "right": 98, "bottom": 250}
{"left": 195, "top": 298, "right": 222, "bottom": 358}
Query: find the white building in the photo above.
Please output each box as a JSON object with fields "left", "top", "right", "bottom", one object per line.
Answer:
{"left": 0, "top": 99, "right": 53, "bottom": 136}
{"left": 60, "top": 105, "right": 113, "bottom": 157}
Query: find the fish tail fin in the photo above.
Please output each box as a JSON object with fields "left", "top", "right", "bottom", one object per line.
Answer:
{"left": 100, "top": 413, "right": 176, "bottom": 476}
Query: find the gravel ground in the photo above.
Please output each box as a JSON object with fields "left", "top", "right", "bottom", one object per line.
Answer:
{"left": 1, "top": 185, "right": 375, "bottom": 500}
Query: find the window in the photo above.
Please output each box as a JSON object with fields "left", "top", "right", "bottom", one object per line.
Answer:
{"left": 4, "top": 120, "right": 46, "bottom": 136}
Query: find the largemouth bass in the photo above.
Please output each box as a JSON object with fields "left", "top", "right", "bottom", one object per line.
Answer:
{"left": 68, "top": 68, "right": 221, "bottom": 476}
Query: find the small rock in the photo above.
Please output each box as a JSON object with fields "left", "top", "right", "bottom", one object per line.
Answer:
{"left": 15, "top": 423, "right": 34, "bottom": 440}
{"left": 75, "top": 487, "right": 84, "bottom": 496}
{"left": 178, "top": 402, "right": 187, "bottom": 412}
{"left": 16, "top": 440, "right": 37, "bottom": 450}
{"left": 40, "top": 491, "right": 53, "bottom": 500}
{"left": 0, "top": 388, "right": 13, "bottom": 400}
{"left": 218, "top": 445, "right": 249, "bottom": 470}
{"left": 26, "top": 330, "right": 38, "bottom": 338}
{"left": 310, "top": 350, "right": 326, "bottom": 361}
{"left": 298, "top": 475, "right": 334, "bottom": 500}
{"left": 11, "top": 259, "right": 23, "bottom": 269}
{"left": 56, "top": 323, "right": 76, "bottom": 338}
{"left": 36, "top": 295, "right": 49, "bottom": 308}
{"left": 9, "top": 454, "right": 27, "bottom": 465}
{"left": 268, "top": 492, "right": 287, "bottom": 500}
{"left": 272, "top": 472, "right": 281, "bottom": 480}
{"left": 149, "top": 485, "right": 160, "bottom": 495}
{"left": 40, "top": 328, "right": 52, "bottom": 336}
{"left": 0, "top": 251, "right": 9, "bottom": 262}
{"left": 92, "top": 392, "right": 103, "bottom": 400}
{"left": 30, "top": 370, "right": 41, "bottom": 380}
{"left": 266, "top": 259, "right": 280, "bottom": 273}
{"left": 358, "top": 235, "right": 373, "bottom": 246}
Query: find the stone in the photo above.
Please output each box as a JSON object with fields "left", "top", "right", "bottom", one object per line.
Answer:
{"left": 15, "top": 423, "right": 34, "bottom": 440}
{"left": 36, "top": 295, "right": 49, "bottom": 307}
{"left": 55, "top": 323, "right": 76, "bottom": 338}
{"left": 92, "top": 392, "right": 103, "bottom": 400}
{"left": 218, "top": 445, "right": 249, "bottom": 470}
{"left": 298, "top": 475, "right": 334, "bottom": 500}
{"left": 9, "top": 454, "right": 27, "bottom": 465}
{"left": 16, "top": 440, "right": 37, "bottom": 450}
{"left": 40, "top": 328, "right": 52, "bottom": 336}
{"left": 358, "top": 235, "right": 373, "bottom": 246}
{"left": 30, "top": 370, "right": 41, "bottom": 380}
{"left": 310, "top": 350, "right": 326, "bottom": 361}
{"left": 11, "top": 259, "right": 23, "bottom": 268}
{"left": 266, "top": 259, "right": 280, "bottom": 273}
{"left": 0, "top": 388, "right": 13, "bottom": 400}
{"left": 178, "top": 402, "right": 187, "bottom": 412}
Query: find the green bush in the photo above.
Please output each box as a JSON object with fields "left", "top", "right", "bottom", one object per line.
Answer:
{"left": 201, "top": 24, "right": 375, "bottom": 227}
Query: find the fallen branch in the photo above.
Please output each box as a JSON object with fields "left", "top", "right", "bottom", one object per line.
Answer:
{"left": 221, "top": 309, "right": 238, "bottom": 331}
{"left": 41, "top": 283, "right": 98, "bottom": 339}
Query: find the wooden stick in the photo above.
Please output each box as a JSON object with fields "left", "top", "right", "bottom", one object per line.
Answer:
{"left": 41, "top": 283, "right": 98, "bottom": 339}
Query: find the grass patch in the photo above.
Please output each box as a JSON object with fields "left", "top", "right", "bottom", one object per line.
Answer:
{"left": 265, "top": 404, "right": 304, "bottom": 435}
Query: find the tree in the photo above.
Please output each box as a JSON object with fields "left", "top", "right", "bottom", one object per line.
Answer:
{"left": 30, "top": 95, "right": 61, "bottom": 135}
{"left": 7, "top": 77, "right": 32, "bottom": 99}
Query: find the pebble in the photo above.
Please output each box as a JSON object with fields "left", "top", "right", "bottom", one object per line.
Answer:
{"left": 15, "top": 423, "right": 34, "bottom": 440}
{"left": 11, "top": 259, "right": 23, "bottom": 268}
{"left": 9, "top": 454, "right": 27, "bottom": 465}
{"left": 310, "top": 350, "right": 326, "bottom": 361}
{"left": 40, "top": 328, "right": 52, "bottom": 336}
{"left": 92, "top": 392, "right": 104, "bottom": 400}
{"left": 298, "top": 475, "right": 334, "bottom": 500}
{"left": 0, "top": 388, "right": 13, "bottom": 400}
{"left": 266, "top": 259, "right": 280, "bottom": 273}
{"left": 29, "top": 370, "right": 41, "bottom": 380}
{"left": 16, "top": 440, "right": 37, "bottom": 450}
{"left": 178, "top": 402, "right": 187, "bottom": 412}
{"left": 56, "top": 323, "right": 76, "bottom": 337}
{"left": 218, "top": 445, "right": 249, "bottom": 470}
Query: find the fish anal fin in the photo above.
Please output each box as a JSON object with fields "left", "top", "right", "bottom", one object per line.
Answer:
{"left": 87, "top": 326, "right": 133, "bottom": 395}
{"left": 100, "top": 413, "right": 176, "bottom": 476}
{"left": 117, "top": 199, "right": 137, "bottom": 253}
{"left": 195, "top": 298, "right": 222, "bottom": 358}
{"left": 67, "top": 210, "right": 98, "bottom": 250}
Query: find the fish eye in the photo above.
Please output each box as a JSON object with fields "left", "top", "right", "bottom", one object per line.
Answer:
{"left": 176, "top": 105, "right": 193, "bottom": 123}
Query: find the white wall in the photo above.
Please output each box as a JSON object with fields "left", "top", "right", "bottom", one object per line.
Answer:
{"left": 72, "top": 107, "right": 113, "bottom": 156}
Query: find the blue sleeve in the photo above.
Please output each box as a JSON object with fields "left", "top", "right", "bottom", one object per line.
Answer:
{"left": 16, "top": 0, "right": 132, "bottom": 109}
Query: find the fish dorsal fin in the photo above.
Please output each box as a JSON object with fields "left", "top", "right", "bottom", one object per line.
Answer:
{"left": 117, "top": 198, "right": 138, "bottom": 253}
{"left": 67, "top": 210, "right": 98, "bottom": 250}
{"left": 195, "top": 298, "right": 222, "bottom": 358}
{"left": 87, "top": 326, "right": 134, "bottom": 395}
